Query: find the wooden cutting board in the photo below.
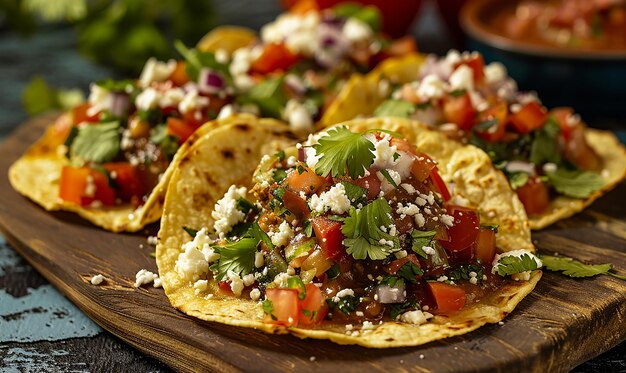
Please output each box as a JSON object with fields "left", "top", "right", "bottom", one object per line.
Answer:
{"left": 1, "top": 113, "right": 625, "bottom": 373}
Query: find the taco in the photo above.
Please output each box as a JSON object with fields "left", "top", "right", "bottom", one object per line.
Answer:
{"left": 9, "top": 5, "right": 419, "bottom": 232}
{"left": 157, "top": 117, "right": 541, "bottom": 348}
{"left": 327, "top": 50, "right": 626, "bottom": 229}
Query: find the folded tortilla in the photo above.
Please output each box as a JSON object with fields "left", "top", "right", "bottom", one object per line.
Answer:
{"left": 157, "top": 117, "right": 540, "bottom": 348}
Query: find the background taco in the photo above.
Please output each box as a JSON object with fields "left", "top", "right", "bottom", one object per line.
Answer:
{"left": 157, "top": 117, "right": 540, "bottom": 348}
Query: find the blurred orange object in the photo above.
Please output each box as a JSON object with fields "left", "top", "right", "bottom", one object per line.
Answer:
{"left": 281, "top": 0, "right": 422, "bottom": 37}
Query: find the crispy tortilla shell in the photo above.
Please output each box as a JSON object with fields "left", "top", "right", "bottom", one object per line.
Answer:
{"left": 157, "top": 117, "right": 539, "bottom": 348}
{"left": 8, "top": 113, "right": 257, "bottom": 232}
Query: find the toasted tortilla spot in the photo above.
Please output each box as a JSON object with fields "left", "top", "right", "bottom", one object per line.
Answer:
{"left": 157, "top": 117, "right": 540, "bottom": 348}
{"left": 234, "top": 123, "right": 251, "bottom": 132}
{"left": 221, "top": 149, "right": 235, "bottom": 159}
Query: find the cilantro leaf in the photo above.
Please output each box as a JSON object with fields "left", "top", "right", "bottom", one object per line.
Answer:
{"left": 175, "top": 40, "right": 232, "bottom": 84}
{"left": 95, "top": 78, "right": 136, "bottom": 92}
{"left": 540, "top": 255, "right": 626, "bottom": 280}
{"left": 380, "top": 275, "right": 404, "bottom": 287}
{"left": 313, "top": 126, "right": 375, "bottom": 179}
{"left": 396, "top": 261, "right": 423, "bottom": 283}
{"left": 340, "top": 182, "right": 368, "bottom": 207}
{"left": 389, "top": 299, "right": 418, "bottom": 320}
{"left": 411, "top": 230, "right": 436, "bottom": 259}
{"left": 273, "top": 169, "right": 288, "bottom": 183}
{"left": 508, "top": 172, "right": 529, "bottom": 190}
{"left": 250, "top": 222, "right": 274, "bottom": 250}
{"left": 530, "top": 119, "right": 561, "bottom": 165}
{"left": 474, "top": 118, "right": 499, "bottom": 132}
{"left": 182, "top": 226, "right": 198, "bottom": 238}
{"left": 545, "top": 168, "right": 605, "bottom": 199}
{"left": 326, "top": 295, "right": 358, "bottom": 315}
{"left": 495, "top": 253, "right": 540, "bottom": 276}
{"left": 447, "top": 264, "right": 484, "bottom": 282}
{"left": 379, "top": 169, "right": 398, "bottom": 188}
{"left": 150, "top": 124, "right": 179, "bottom": 160}
{"left": 341, "top": 198, "right": 398, "bottom": 260}
{"left": 237, "top": 77, "right": 287, "bottom": 119}
{"left": 332, "top": 3, "right": 381, "bottom": 31}
{"left": 70, "top": 121, "right": 121, "bottom": 163}
{"left": 374, "top": 99, "right": 415, "bottom": 118}
{"left": 262, "top": 299, "right": 277, "bottom": 320}
{"left": 210, "top": 238, "right": 258, "bottom": 281}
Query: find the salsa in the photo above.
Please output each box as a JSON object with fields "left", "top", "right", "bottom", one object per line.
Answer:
{"left": 174, "top": 127, "right": 542, "bottom": 330}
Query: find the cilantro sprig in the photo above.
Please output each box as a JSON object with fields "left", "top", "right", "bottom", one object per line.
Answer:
{"left": 341, "top": 198, "right": 398, "bottom": 260}
{"left": 540, "top": 255, "right": 626, "bottom": 280}
{"left": 411, "top": 230, "right": 436, "bottom": 259}
{"left": 545, "top": 169, "right": 605, "bottom": 199}
{"left": 70, "top": 121, "right": 121, "bottom": 163}
{"left": 494, "top": 253, "right": 541, "bottom": 276}
{"left": 313, "top": 126, "right": 375, "bottom": 179}
{"left": 209, "top": 238, "right": 258, "bottom": 281}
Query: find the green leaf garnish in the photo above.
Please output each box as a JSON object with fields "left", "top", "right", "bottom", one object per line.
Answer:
{"left": 389, "top": 299, "right": 418, "bottom": 320}
{"left": 237, "top": 77, "right": 287, "bottom": 119}
{"left": 380, "top": 275, "right": 404, "bottom": 287}
{"left": 340, "top": 182, "right": 368, "bottom": 207}
{"left": 495, "top": 253, "right": 540, "bottom": 277}
{"left": 326, "top": 263, "right": 340, "bottom": 280}
{"left": 250, "top": 222, "right": 274, "bottom": 250}
{"left": 341, "top": 198, "right": 398, "bottom": 260}
{"left": 530, "top": 119, "right": 561, "bottom": 165}
{"left": 396, "top": 261, "right": 423, "bottom": 283}
{"left": 287, "top": 276, "right": 307, "bottom": 300}
{"left": 272, "top": 169, "right": 288, "bottom": 183}
{"left": 540, "top": 255, "right": 626, "bottom": 280}
{"left": 379, "top": 169, "right": 398, "bottom": 188}
{"left": 210, "top": 237, "right": 258, "bottom": 281}
{"left": 175, "top": 40, "right": 232, "bottom": 84}
{"left": 236, "top": 198, "right": 259, "bottom": 215}
{"left": 182, "top": 226, "right": 198, "bottom": 238}
{"left": 508, "top": 172, "right": 530, "bottom": 190}
{"left": 70, "top": 121, "right": 121, "bottom": 163}
{"left": 262, "top": 299, "right": 276, "bottom": 320}
{"left": 332, "top": 3, "right": 381, "bottom": 31}
{"left": 545, "top": 168, "right": 605, "bottom": 199}
{"left": 447, "top": 264, "right": 484, "bottom": 282}
{"left": 326, "top": 295, "right": 359, "bottom": 315}
{"left": 374, "top": 99, "right": 415, "bottom": 118}
{"left": 474, "top": 118, "right": 499, "bottom": 132}
{"left": 313, "top": 126, "right": 375, "bottom": 179}
{"left": 410, "top": 230, "right": 436, "bottom": 259}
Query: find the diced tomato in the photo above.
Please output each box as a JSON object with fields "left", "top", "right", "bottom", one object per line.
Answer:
{"left": 218, "top": 280, "right": 233, "bottom": 295}
{"left": 265, "top": 288, "right": 301, "bottom": 326}
{"left": 53, "top": 113, "right": 73, "bottom": 141}
{"left": 59, "top": 166, "right": 115, "bottom": 206}
{"left": 72, "top": 103, "right": 101, "bottom": 125}
{"left": 169, "top": 61, "right": 189, "bottom": 86}
{"left": 311, "top": 216, "right": 344, "bottom": 261}
{"left": 298, "top": 283, "right": 328, "bottom": 326}
{"left": 516, "top": 176, "right": 550, "bottom": 215}
{"left": 427, "top": 282, "right": 467, "bottom": 313}
{"left": 562, "top": 125, "right": 602, "bottom": 171}
{"left": 287, "top": 0, "right": 319, "bottom": 14}
{"left": 350, "top": 170, "right": 382, "bottom": 200}
{"left": 430, "top": 170, "right": 451, "bottom": 201}
{"left": 250, "top": 43, "right": 300, "bottom": 75}
{"left": 550, "top": 107, "right": 576, "bottom": 140}
{"left": 286, "top": 163, "right": 328, "bottom": 194}
{"left": 474, "top": 227, "right": 496, "bottom": 264}
{"left": 282, "top": 189, "right": 310, "bottom": 219}
{"left": 458, "top": 53, "right": 485, "bottom": 84}
{"left": 103, "top": 163, "right": 145, "bottom": 200}
{"left": 509, "top": 102, "right": 548, "bottom": 134}
{"left": 475, "top": 101, "right": 508, "bottom": 142}
{"left": 389, "top": 136, "right": 418, "bottom": 156}
{"left": 443, "top": 92, "right": 477, "bottom": 131}
{"left": 411, "top": 153, "right": 438, "bottom": 182}
{"left": 167, "top": 117, "right": 201, "bottom": 144}
{"left": 385, "top": 36, "right": 417, "bottom": 57}
{"left": 385, "top": 254, "right": 421, "bottom": 276}
{"left": 182, "top": 110, "right": 209, "bottom": 129}
{"left": 439, "top": 205, "right": 479, "bottom": 252}
{"left": 448, "top": 245, "right": 475, "bottom": 262}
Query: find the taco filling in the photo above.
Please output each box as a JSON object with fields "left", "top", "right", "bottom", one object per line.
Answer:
{"left": 173, "top": 127, "right": 541, "bottom": 331}
{"left": 372, "top": 50, "right": 617, "bottom": 218}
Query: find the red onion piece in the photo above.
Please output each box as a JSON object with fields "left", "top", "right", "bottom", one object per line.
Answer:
{"left": 505, "top": 161, "right": 537, "bottom": 176}
{"left": 198, "top": 68, "right": 225, "bottom": 94}
{"left": 298, "top": 146, "right": 305, "bottom": 162}
{"left": 375, "top": 284, "right": 406, "bottom": 304}
{"left": 109, "top": 92, "right": 130, "bottom": 117}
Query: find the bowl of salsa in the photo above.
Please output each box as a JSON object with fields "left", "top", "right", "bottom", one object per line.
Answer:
{"left": 461, "top": 0, "right": 626, "bottom": 119}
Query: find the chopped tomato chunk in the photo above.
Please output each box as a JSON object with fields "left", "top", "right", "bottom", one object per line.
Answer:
{"left": 59, "top": 166, "right": 115, "bottom": 207}
{"left": 286, "top": 163, "right": 328, "bottom": 194}
{"left": 430, "top": 170, "right": 451, "bottom": 201}
{"left": 265, "top": 288, "right": 301, "bottom": 326}
{"left": 169, "top": 61, "right": 189, "bottom": 86}
{"left": 562, "top": 125, "right": 602, "bottom": 171}
{"left": 474, "top": 227, "right": 497, "bottom": 264}
{"left": 475, "top": 101, "right": 508, "bottom": 142}
{"left": 167, "top": 116, "right": 200, "bottom": 144}
{"left": 550, "top": 107, "right": 576, "bottom": 140}
{"left": 298, "top": 283, "right": 328, "bottom": 326}
{"left": 427, "top": 282, "right": 467, "bottom": 313}
{"left": 282, "top": 189, "right": 310, "bottom": 219}
{"left": 103, "top": 162, "right": 145, "bottom": 200}
{"left": 385, "top": 36, "right": 417, "bottom": 57}
{"left": 311, "top": 216, "right": 344, "bottom": 261}
{"left": 218, "top": 280, "right": 233, "bottom": 295}
{"left": 411, "top": 153, "right": 438, "bottom": 182}
{"left": 509, "top": 102, "right": 548, "bottom": 134}
{"left": 516, "top": 176, "right": 550, "bottom": 215}
{"left": 385, "top": 254, "right": 421, "bottom": 276}
{"left": 439, "top": 206, "right": 479, "bottom": 252}
{"left": 250, "top": 43, "right": 300, "bottom": 75}
{"left": 458, "top": 53, "right": 485, "bottom": 83}
{"left": 443, "top": 92, "right": 477, "bottom": 131}
{"left": 350, "top": 170, "right": 381, "bottom": 200}
{"left": 72, "top": 103, "right": 100, "bottom": 125}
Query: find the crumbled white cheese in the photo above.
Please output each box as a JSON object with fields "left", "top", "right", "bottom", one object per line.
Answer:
{"left": 484, "top": 62, "right": 507, "bottom": 85}
{"left": 274, "top": 272, "right": 290, "bottom": 287}
{"left": 284, "top": 99, "right": 314, "bottom": 133}
{"left": 217, "top": 104, "right": 235, "bottom": 120}
{"left": 400, "top": 310, "right": 433, "bottom": 324}
{"left": 445, "top": 49, "right": 462, "bottom": 65}
{"left": 135, "top": 87, "right": 160, "bottom": 111}
{"left": 147, "top": 236, "right": 158, "bottom": 246}
{"left": 87, "top": 84, "right": 112, "bottom": 117}
{"left": 227, "top": 271, "right": 245, "bottom": 296}
{"left": 250, "top": 288, "right": 261, "bottom": 301}
{"left": 175, "top": 246, "right": 208, "bottom": 282}
{"left": 440, "top": 214, "right": 455, "bottom": 227}
{"left": 437, "top": 275, "right": 449, "bottom": 282}
{"left": 308, "top": 183, "right": 351, "bottom": 214}
{"left": 159, "top": 87, "right": 185, "bottom": 108}
{"left": 333, "top": 288, "right": 355, "bottom": 303}
{"left": 342, "top": 18, "right": 372, "bottom": 44}
{"left": 90, "top": 274, "right": 105, "bottom": 285}
{"left": 230, "top": 48, "right": 253, "bottom": 76}
{"left": 255, "top": 252, "right": 265, "bottom": 268}
{"left": 400, "top": 183, "right": 416, "bottom": 194}
{"left": 201, "top": 247, "right": 220, "bottom": 263}
{"left": 422, "top": 246, "right": 436, "bottom": 256}
{"left": 270, "top": 221, "right": 295, "bottom": 248}
{"left": 242, "top": 273, "right": 256, "bottom": 287}
{"left": 543, "top": 162, "right": 558, "bottom": 173}
{"left": 139, "top": 57, "right": 176, "bottom": 87}
{"left": 394, "top": 250, "right": 408, "bottom": 259}
{"left": 449, "top": 64, "right": 474, "bottom": 92}
{"left": 377, "top": 169, "right": 402, "bottom": 193}
{"left": 414, "top": 213, "right": 425, "bottom": 227}
{"left": 179, "top": 89, "right": 210, "bottom": 115}
{"left": 194, "top": 279, "right": 208, "bottom": 295}
{"left": 396, "top": 202, "right": 420, "bottom": 216}
{"left": 211, "top": 185, "right": 248, "bottom": 238}
{"left": 448, "top": 195, "right": 470, "bottom": 207}
{"left": 134, "top": 269, "right": 162, "bottom": 288}
{"left": 416, "top": 74, "right": 447, "bottom": 100}
{"left": 361, "top": 321, "right": 376, "bottom": 331}
{"left": 262, "top": 13, "right": 320, "bottom": 56}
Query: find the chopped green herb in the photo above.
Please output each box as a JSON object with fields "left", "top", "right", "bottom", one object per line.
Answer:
{"left": 262, "top": 299, "right": 276, "bottom": 320}
{"left": 332, "top": 3, "right": 381, "bottom": 31}
{"left": 287, "top": 276, "right": 307, "bottom": 300}
{"left": 70, "top": 121, "right": 121, "bottom": 163}
{"left": 210, "top": 237, "right": 258, "bottom": 281}
{"left": 495, "top": 253, "right": 540, "bottom": 277}
{"left": 530, "top": 119, "right": 561, "bottom": 165}
{"left": 251, "top": 222, "right": 274, "bottom": 250}
{"left": 313, "top": 126, "right": 375, "bottom": 179}
{"left": 275, "top": 150, "right": 286, "bottom": 161}
{"left": 236, "top": 198, "right": 259, "bottom": 215}
{"left": 411, "top": 230, "right": 436, "bottom": 259}
{"left": 450, "top": 89, "right": 466, "bottom": 97}
{"left": 380, "top": 275, "right": 404, "bottom": 287}
{"left": 149, "top": 251, "right": 156, "bottom": 258}
{"left": 339, "top": 182, "right": 368, "bottom": 207}
{"left": 303, "top": 220, "right": 313, "bottom": 237}
{"left": 389, "top": 299, "right": 418, "bottom": 320}
{"left": 396, "top": 261, "right": 423, "bottom": 283}
{"left": 272, "top": 169, "right": 288, "bottom": 183}
{"left": 480, "top": 224, "right": 499, "bottom": 232}
{"left": 175, "top": 40, "right": 232, "bottom": 84}
{"left": 545, "top": 168, "right": 605, "bottom": 199}
{"left": 341, "top": 198, "right": 399, "bottom": 260}
{"left": 182, "top": 226, "right": 198, "bottom": 238}
{"left": 508, "top": 172, "right": 530, "bottom": 190}
{"left": 326, "top": 263, "right": 340, "bottom": 280}
{"left": 474, "top": 118, "right": 498, "bottom": 132}
{"left": 379, "top": 169, "right": 398, "bottom": 188}
{"left": 237, "top": 77, "right": 287, "bottom": 119}
{"left": 540, "top": 255, "right": 626, "bottom": 281}
{"left": 326, "top": 295, "right": 359, "bottom": 315}
{"left": 447, "top": 264, "right": 484, "bottom": 282}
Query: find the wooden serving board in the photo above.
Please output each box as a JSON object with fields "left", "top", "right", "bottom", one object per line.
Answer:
{"left": 1, "top": 113, "right": 625, "bottom": 372}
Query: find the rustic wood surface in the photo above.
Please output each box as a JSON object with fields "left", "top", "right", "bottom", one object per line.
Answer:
{"left": 1, "top": 113, "right": 625, "bottom": 373}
